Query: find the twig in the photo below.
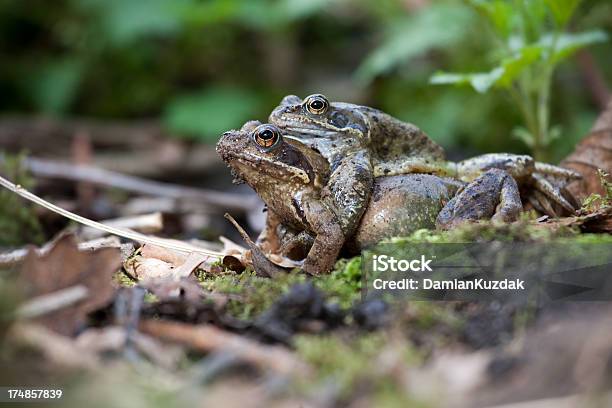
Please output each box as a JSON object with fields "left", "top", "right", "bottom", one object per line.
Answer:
{"left": 0, "top": 175, "right": 223, "bottom": 258}
{"left": 16, "top": 285, "right": 89, "bottom": 319}
{"left": 139, "top": 319, "right": 309, "bottom": 376}
{"left": 0, "top": 153, "right": 256, "bottom": 213}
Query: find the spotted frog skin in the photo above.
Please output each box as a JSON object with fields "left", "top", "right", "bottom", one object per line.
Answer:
{"left": 216, "top": 123, "right": 524, "bottom": 274}
{"left": 269, "top": 94, "right": 581, "bottom": 217}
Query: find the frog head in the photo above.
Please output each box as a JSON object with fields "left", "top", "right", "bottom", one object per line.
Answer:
{"left": 216, "top": 121, "right": 324, "bottom": 191}
{"left": 269, "top": 94, "right": 370, "bottom": 141}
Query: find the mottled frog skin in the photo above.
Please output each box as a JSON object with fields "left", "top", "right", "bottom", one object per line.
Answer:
{"left": 217, "top": 123, "right": 524, "bottom": 274}
{"left": 269, "top": 94, "right": 581, "bottom": 216}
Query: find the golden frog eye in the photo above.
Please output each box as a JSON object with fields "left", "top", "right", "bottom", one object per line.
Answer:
{"left": 304, "top": 94, "right": 329, "bottom": 115}
{"left": 252, "top": 124, "right": 282, "bottom": 149}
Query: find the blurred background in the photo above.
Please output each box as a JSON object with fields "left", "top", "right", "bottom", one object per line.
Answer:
{"left": 0, "top": 0, "right": 610, "bottom": 247}
{"left": 1, "top": 0, "right": 610, "bottom": 161}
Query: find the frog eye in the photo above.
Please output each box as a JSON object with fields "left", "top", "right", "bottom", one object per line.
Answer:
{"left": 252, "top": 124, "right": 282, "bottom": 149}
{"left": 304, "top": 94, "right": 329, "bottom": 115}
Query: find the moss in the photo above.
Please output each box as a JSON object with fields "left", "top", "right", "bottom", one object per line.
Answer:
{"left": 197, "top": 269, "right": 307, "bottom": 319}
{"left": 407, "top": 302, "right": 463, "bottom": 332}
{"left": 195, "top": 258, "right": 365, "bottom": 319}
{"left": 295, "top": 333, "right": 426, "bottom": 404}
{"left": 564, "top": 233, "right": 612, "bottom": 243}
{"left": 314, "top": 257, "right": 362, "bottom": 308}
{"left": 581, "top": 169, "right": 612, "bottom": 212}
{"left": 387, "top": 220, "right": 578, "bottom": 244}
{"left": 0, "top": 153, "right": 45, "bottom": 247}
{"left": 114, "top": 271, "right": 137, "bottom": 287}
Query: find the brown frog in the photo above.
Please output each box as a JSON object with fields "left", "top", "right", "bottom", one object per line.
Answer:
{"left": 269, "top": 93, "right": 581, "bottom": 217}
{"left": 216, "top": 122, "right": 524, "bottom": 274}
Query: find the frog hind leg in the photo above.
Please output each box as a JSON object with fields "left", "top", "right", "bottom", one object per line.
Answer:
{"left": 531, "top": 173, "right": 577, "bottom": 213}
{"left": 492, "top": 172, "right": 523, "bottom": 222}
{"left": 279, "top": 231, "right": 314, "bottom": 260}
{"left": 458, "top": 154, "right": 580, "bottom": 215}
{"left": 436, "top": 169, "right": 522, "bottom": 230}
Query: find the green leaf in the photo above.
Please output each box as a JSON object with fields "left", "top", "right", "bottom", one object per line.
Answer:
{"left": 75, "top": 0, "right": 189, "bottom": 45}
{"left": 544, "top": 0, "right": 582, "bottom": 26}
{"left": 430, "top": 44, "right": 543, "bottom": 92}
{"left": 496, "top": 44, "right": 543, "bottom": 86}
{"left": 543, "top": 30, "right": 608, "bottom": 64}
{"left": 355, "top": 4, "right": 472, "bottom": 83}
{"left": 544, "top": 125, "right": 562, "bottom": 145}
{"left": 164, "top": 86, "right": 261, "bottom": 142}
{"left": 280, "top": 0, "right": 333, "bottom": 20}
{"left": 430, "top": 67, "right": 504, "bottom": 94}
{"left": 468, "top": 0, "right": 515, "bottom": 38}
{"left": 24, "top": 58, "right": 84, "bottom": 114}
{"left": 517, "top": 0, "right": 549, "bottom": 42}
{"left": 512, "top": 127, "right": 535, "bottom": 148}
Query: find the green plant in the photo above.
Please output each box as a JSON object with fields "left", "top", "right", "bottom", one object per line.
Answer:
{"left": 581, "top": 169, "right": 612, "bottom": 212}
{"left": 0, "top": 153, "right": 45, "bottom": 247}
{"left": 430, "top": 0, "right": 607, "bottom": 160}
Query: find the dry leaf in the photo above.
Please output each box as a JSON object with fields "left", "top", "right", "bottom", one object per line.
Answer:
{"left": 562, "top": 101, "right": 612, "bottom": 200}
{"left": 124, "top": 257, "right": 175, "bottom": 281}
{"left": 139, "top": 244, "right": 187, "bottom": 266}
{"left": 19, "top": 234, "right": 121, "bottom": 336}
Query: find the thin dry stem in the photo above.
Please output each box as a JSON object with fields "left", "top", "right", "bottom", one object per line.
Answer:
{"left": 0, "top": 175, "right": 223, "bottom": 258}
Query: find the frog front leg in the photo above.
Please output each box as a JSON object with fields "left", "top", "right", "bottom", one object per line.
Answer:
{"left": 436, "top": 169, "right": 523, "bottom": 229}
{"left": 301, "top": 197, "right": 345, "bottom": 275}
{"left": 324, "top": 150, "right": 374, "bottom": 236}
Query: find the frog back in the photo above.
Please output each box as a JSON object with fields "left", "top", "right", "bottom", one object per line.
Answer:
{"left": 360, "top": 106, "right": 446, "bottom": 162}
{"left": 351, "top": 174, "right": 460, "bottom": 249}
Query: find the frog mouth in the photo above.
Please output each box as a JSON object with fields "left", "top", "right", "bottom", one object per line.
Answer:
{"left": 283, "top": 127, "right": 339, "bottom": 138}
{"left": 224, "top": 151, "right": 311, "bottom": 184}
{"left": 274, "top": 113, "right": 342, "bottom": 136}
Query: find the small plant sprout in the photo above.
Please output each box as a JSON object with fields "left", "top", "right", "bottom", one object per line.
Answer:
{"left": 430, "top": 0, "right": 607, "bottom": 160}
{"left": 581, "top": 169, "right": 612, "bottom": 212}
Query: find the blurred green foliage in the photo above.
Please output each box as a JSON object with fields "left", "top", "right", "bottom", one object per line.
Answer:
{"left": 0, "top": 0, "right": 610, "bottom": 160}
{"left": 430, "top": 0, "right": 607, "bottom": 160}
{"left": 0, "top": 153, "right": 44, "bottom": 247}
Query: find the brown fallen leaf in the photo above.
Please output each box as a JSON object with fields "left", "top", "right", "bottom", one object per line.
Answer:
{"left": 532, "top": 206, "right": 612, "bottom": 233}
{"left": 139, "top": 244, "right": 187, "bottom": 266}
{"left": 19, "top": 234, "right": 121, "bottom": 336}
{"left": 140, "top": 277, "right": 213, "bottom": 304}
{"left": 562, "top": 100, "right": 612, "bottom": 201}
{"left": 124, "top": 256, "right": 175, "bottom": 281}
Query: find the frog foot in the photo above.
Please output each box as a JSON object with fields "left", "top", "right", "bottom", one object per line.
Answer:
{"left": 457, "top": 154, "right": 581, "bottom": 216}
{"left": 279, "top": 231, "right": 314, "bottom": 261}
{"left": 436, "top": 168, "right": 522, "bottom": 229}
